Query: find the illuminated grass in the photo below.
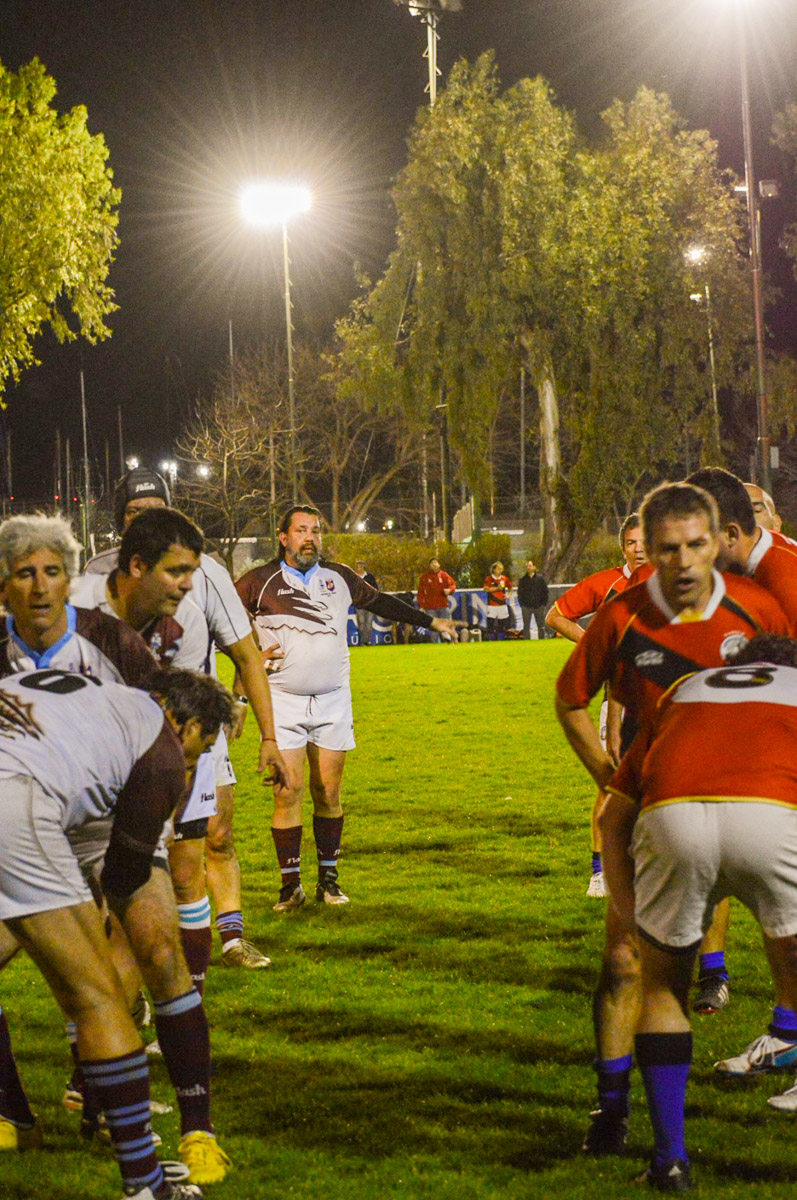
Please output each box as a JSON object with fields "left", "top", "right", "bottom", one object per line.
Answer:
{"left": 0, "top": 642, "right": 791, "bottom": 1198}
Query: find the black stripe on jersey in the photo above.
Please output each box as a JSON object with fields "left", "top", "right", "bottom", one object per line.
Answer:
{"left": 616, "top": 626, "right": 703, "bottom": 692}
{"left": 720, "top": 594, "right": 763, "bottom": 632}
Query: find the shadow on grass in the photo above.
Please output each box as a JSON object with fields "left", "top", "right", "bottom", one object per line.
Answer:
{"left": 212, "top": 1051, "right": 585, "bottom": 1169}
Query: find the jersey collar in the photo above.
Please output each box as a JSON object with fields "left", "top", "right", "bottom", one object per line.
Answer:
{"left": 646, "top": 569, "right": 725, "bottom": 624}
{"left": 6, "top": 602, "right": 77, "bottom": 668}
{"left": 622, "top": 563, "right": 632, "bottom": 579}
{"left": 745, "top": 526, "right": 771, "bottom": 575}
{"left": 282, "top": 560, "right": 319, "bottom": 585}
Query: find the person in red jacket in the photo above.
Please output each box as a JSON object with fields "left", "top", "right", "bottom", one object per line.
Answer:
{"left": 484, "top": 562, "right": 513, "bottom": 640}
{"left": 417, "top": 558, "right": 457, "bottom": 644}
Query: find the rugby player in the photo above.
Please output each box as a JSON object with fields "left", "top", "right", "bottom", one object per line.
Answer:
{"left": 600, "top": 635, "right": 797, "bottom": 1191}
{"left": 0, "top": 666, "right": 232, "bottom": 1199}
{"left": 235, "top": 504, "right": 460, "bottom": 910}
{"left": 686, "top": 469, "right": 797, "bottom": 1075}
{"left": 85, "top": 469, "right": 287, "bottom": 970}
{"left": 554, "top": 482, "right": 790, "bottom": 1157}
{"left": 0, "top": 515, "right": 233, "bottom": 1183}
{"left": 545, "top": 513, "right": 647, "bottom": 896}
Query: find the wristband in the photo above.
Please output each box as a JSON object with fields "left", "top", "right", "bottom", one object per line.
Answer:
{"left": 234, "top": 694, "right": 249, "bottom": 705}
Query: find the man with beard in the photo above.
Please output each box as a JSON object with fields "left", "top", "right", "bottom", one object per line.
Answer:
{"left": 235, "top": 505, "right": 459, "bottom": 910}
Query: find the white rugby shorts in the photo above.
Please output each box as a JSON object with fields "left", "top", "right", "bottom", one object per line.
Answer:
{"left": 271, "top": 687, "right": 355, "bottom": 752}
{"left": 0, "top": 775, "right": 93, "bottom": 919}
{"left": 211, "top": 727, "right": 236, "bottom": 787}
{"left": 632, "top": 801, "right": 797, "bottom": 948}
{"left": 179, "top": 750, "right": 218, "bottom": 825}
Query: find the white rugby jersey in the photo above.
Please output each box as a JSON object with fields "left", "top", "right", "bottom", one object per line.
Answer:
{"left": 70, "top": 571, "right": 208, "bottom": 671}
{"left": 0, "top": 670, "right": 165, "bottom": 830}
{"left": 84, "top": 549, "right": 250, "bottom": 675}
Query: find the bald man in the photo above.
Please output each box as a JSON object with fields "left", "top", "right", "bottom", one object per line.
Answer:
{"left": 745, "top": 483, "right": 782, "bottom": 533}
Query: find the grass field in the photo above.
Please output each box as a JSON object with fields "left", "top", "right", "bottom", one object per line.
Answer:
{"left": 1, "top": 640, "right": 795, "bottom": 1199}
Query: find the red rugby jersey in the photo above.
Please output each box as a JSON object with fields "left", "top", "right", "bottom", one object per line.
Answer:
{"left": 609, "top": 662, "right": 797, "bottom": 811}
{"left": 555, "top": 564, "right": 632, "bottom": 621}
{"left": 747, "top": 527, "right": 797, "bottom": 630}
{"left": 556, "top": 570, "right": 790, "bottom": 734}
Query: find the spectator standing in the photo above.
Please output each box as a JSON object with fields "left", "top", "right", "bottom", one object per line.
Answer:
{"left": 484, "top": 561, "right": 513, "bottom": 640}
{"left": 354, "top": 560, "right": 378, "bottom": 645}
{"left": 417, "top": 557, "right": 457, "bottom": 644}
{"left": 517, "top": 560, "right": 550, "bottom": 639}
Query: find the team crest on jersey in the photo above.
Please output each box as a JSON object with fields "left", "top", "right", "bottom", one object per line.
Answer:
{"left": 323, "top": 578, "right": 336, "bottom": 593}
{"left": 635, "top": 649, "right": 664, "bottom": 668}
{"left": 720, "top": 632, "right": 749, "bottom": 661}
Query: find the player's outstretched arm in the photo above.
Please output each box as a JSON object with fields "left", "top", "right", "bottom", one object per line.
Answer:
{"left": 430, "top": 616, "right": 464, "bottom": 638}
{"left": 554, "top": 693, "right": 615, "bottom": 790}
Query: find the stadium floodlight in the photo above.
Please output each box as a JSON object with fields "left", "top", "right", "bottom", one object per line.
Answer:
{"left": 196, "top": 463, "right": 211, "bottom": 479}
{"left": 239, "top": 181, "right": 312, "bottom": 504}
{"left": 125, "top": 455, "right": 139, "bottom": 470}
{"left": 685, "top": 247, "right": 721, "bottom": 459}
{"left": 159, "top": 460, "right": 178, "bottom": 490}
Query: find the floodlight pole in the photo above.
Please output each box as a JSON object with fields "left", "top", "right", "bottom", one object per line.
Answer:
{"left": 737, "top": 2, "right": 771, "bottom": 492}
{"left": 282, "top": 221, "right": 298, "bottom": 504}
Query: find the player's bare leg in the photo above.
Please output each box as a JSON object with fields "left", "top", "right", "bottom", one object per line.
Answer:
{"left": 307, "top": 745, "right": 349, "bottom": 904}
{"left": 587, "top": 792, "right": 606, "bottom": 897}
{"left": 272, "top": 747, "right": 309, "bottom": 911}
{"left": 694, "top": 898, "right": 731, "bottom": 1013}
{"left": 6, "top": 902, "right": 173, "bottom": 1194}
{"left": 583, "top": 903, "right": 641, "bottom": 1156}
{"left": 206, "top": 784, "right": 270, "bottom": 968}
{"left": 634, "top": 937, "right": 697, "bottom": 1188}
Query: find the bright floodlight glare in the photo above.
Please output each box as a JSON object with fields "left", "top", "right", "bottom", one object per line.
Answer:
{"left": 126, "top": 456, "right": 139, "bottom": 470}
{"left": 239, "top": 183, "right": 312, "bottom": 228}
{"left": 686, "top": 245, "right": 707, "bottom": 264}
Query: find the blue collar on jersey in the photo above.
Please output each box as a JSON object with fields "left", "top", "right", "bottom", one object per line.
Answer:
{"left": 282, "top": 560, "right": 319, "bottom": 584}
{"left": 7, "top": 602, "right": 77, "bottom": 668}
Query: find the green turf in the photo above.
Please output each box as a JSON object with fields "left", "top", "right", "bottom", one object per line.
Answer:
{"left": 0, "top": 641, "right": 793, "bottom": 1198}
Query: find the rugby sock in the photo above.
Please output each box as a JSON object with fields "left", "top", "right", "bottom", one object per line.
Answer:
{"left": 636, "top": 1032, "right": 692, "bottom": 1168}
{"left": 314, "top": 814, "right": 344, "bottom": 881}
{"left": 81, "top": 1049, "right": 165, "bottom": 1196}
{"left": 698, "top": 950, "right": 728, "bottom": 981}
{"left": 272, "top": 825, "right": 302, "bottom": 889}
{"left": 216, "top": 910, "right": 244, "bottom": 950}
{"left": 591, "top": 852, "right": 602, "bottom": 876}
{"left": 178, "top": 896, "right": 212, "bottom": 996}
{"left": 594, "top": 1053, "right": 632, "bottom": 1117}
{"left": 769, "top": 1005, "right": 797, "bottom": 1042}
{"left": 154, "top": 990, "right": 213, "bottom": 1136}
{"left": 0, "top": 1007, "right": 34, "bottom": 1126}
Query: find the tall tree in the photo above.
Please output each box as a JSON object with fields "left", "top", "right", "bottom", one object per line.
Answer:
{"left": 0, "top": 59, "right": 120, "bottom": 393}
{"left": 339, "top": 56, "right": 753, "bottom": 576}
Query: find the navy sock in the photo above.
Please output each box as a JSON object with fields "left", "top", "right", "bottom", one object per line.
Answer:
{"left": 591, "top": 852, "right": 602, "bottom": 876}
{"left": 595, "top": 1053, "right": 632, "bottom": 1116}
{"left": 699, "top": 951, "right": 728, "bottom": 981}
{"left": 0, "top": 1008, "right": 34, "bottom": 1126}
{"left": 770, "top": 1005, "right": 797, "bottom": 1042}
{"left": 636, "top": 1032, "right": 692, "bottom": 1168}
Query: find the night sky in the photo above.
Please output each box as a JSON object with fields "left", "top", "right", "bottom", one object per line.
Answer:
{"left": 3, "top": 0, "right": 797, "bottom": 500}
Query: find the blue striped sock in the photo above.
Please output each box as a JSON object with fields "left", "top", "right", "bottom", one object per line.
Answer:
{"left": 82, "top": 1049, "right": 164, "bottom": 1193}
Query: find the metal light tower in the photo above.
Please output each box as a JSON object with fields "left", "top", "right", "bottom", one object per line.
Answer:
{"left": 393, "top": 0, "right": 462, "bottom": 106}
{"left": 240, "top": 182, "right": 312, "bottom": 505}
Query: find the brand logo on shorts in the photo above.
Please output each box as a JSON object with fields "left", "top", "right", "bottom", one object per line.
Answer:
{"left": 635, "top": 649, "right": 664, "bottom": 668}
{"left": 720, "top": 632, "right": 749, "bottom": 661}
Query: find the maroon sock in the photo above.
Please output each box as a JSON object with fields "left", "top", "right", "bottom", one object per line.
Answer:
{"left": 0, "top": 1008, "right": 34, "bottom": 1126}
{"left": 272, "top": 825, "right": 302, "bottom": 889}
{"left": 177, "top": 897, "right": 212, "bottom": 996}
{"left": 313, "top": 814, "right": 344, "bottom": 881}
{"left": 81, "top": 1049, "right": 164, "bottom": 1195}
{"left": 154, "top": 990, "right": 212, "bottom": 1136}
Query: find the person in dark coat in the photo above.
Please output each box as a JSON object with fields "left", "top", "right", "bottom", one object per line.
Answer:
{"left": 517, "top": 560, "right": 550, "bottom": 639}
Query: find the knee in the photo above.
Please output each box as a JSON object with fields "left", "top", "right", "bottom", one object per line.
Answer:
{"left": 205, "top": 815, "right": 235, "bottom": 859}
{"left": 601, "top": 935, "right": 641, "bottom": 990}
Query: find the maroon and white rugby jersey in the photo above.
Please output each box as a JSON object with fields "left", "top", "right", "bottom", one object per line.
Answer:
{"left": 235, "top": 558, "right": 377, "bottom": 695}
{"left": 0, "top": 605, "right": 157, "bottom": 687}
